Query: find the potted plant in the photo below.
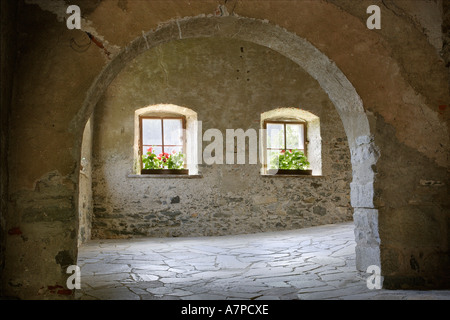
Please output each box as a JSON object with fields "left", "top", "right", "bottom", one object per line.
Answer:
{"left": 267, "top": 149, "right": 312, "bottom": 175}
{"left": 141, "top": 147, "right": 188, "bottom": 174}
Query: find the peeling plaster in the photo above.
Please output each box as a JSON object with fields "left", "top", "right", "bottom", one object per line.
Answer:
{"left": 25, "top": 0, "right": 121, "bottom": 59}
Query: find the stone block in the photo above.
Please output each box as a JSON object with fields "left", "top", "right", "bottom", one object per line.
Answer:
{"left": 353, "top": 208, "right": 379, "bottom": 233}
{"left": 355, "top": 245, "right": 380, "bottom": 272}
{"left": 252, "top": 195, "right": 278, "bottom": 205}
{"left": 350, "top": 182, "right": 375, "bottom": 208}
{"left": 350, "top": 136, "right": 379, "bottom": 165}
{"left": 313, "top": 206, "right": 327, "bottom": 216}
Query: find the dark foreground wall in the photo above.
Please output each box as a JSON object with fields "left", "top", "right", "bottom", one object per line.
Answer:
{"left": 1, "top": 0, "right": 18, "bottom": 298}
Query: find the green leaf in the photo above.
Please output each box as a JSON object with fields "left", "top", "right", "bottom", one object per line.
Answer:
{"left": 270, "top": 149, "right": 309, "bottom": 170}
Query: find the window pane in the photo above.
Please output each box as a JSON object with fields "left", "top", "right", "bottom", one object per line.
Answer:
{"left": 143, "top": 145, "right": 162, "bottom": 156}
{"left": 142, "top": 119, "right": 162, "bottom": 146}
{"left": 163, "top": 119, "right": 183, "bottom": 146}
{"left": 266, "top": 123, "right": 284, "bottom": 149}
{"left": 267, "top": 149, "right": 283, "bottom": 169}
{"left": 164, "top": 146, "right": 183, "bottom": 156}
{"left": 286, "top": 124, "right": 304, "bottom": 150}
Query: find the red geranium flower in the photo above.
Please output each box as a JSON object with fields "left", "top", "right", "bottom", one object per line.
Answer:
{"left": 158, "top": 152, "right": 170, "bottom": 162}
{"left": 147, "top": 147, "right": 153, "bottom": 153}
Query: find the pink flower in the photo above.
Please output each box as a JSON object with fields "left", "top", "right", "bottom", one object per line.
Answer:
{"left": 147, "top": 147, "right": 153, "bottom": 153}
{"left": 172, "top": 150, "right": 177, "bottom": 155}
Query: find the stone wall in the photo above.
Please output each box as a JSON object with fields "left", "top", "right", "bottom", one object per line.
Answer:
{"left": 90, "top": 38, "right": 353, "bottom": 238}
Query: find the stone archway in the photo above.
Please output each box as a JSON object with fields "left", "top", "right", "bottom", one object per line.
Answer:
{"left": 74, "top": 16, "right": 380, "bottom": 275}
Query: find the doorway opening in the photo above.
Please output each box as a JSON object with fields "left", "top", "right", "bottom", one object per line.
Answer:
{"left": 75, "top": 16, "right": 380, "bottom": 298}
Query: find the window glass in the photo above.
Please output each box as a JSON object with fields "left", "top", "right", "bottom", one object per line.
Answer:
{"left": 267, "top": 149, "right": 281, "bottom": 169}
{"left": 142, "top": 119, "right": 162, "bottom": 146}
{"left": 286, "top": 123, "right": 304, "bottom": 150}
{"left": 163, "top": 119, "right": 184, "bottom": 146}
{"left": 164, "top": 146, "right": 183, "bottom": 155}
{"left": 148, "top": 146, "right": 163, "bottom": 156}
{"left": 266, "top": 123, "right": 284, "bottom": 149}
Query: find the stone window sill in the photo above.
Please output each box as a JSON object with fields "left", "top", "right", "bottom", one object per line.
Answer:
{"left": 260, "top": 174, "right": 324, "bottom": 178}
{"left": 127, "top": 174, "right": 203, "bottom": 179}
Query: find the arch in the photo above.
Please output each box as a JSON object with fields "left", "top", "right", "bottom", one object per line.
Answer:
{"left": 73, "top": 16, "right": 380, "bottom": 275}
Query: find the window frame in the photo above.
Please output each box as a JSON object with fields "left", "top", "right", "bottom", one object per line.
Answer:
{"left": 139, "top": 115, "right": 187, "bottom": 172}
{"left": 263, "top": 119, "right": 307, "bottom": 173}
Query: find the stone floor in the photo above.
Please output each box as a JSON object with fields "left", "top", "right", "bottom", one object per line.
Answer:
{"left": 75, "top": 222, "right": 450, "bottom": 300}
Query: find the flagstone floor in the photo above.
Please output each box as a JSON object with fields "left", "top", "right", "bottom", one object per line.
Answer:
{"left": 75, "top": 222, "right": 450, "bottom": 300}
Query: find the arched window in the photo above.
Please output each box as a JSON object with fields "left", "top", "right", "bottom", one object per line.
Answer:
{"left": 261, "top": 108, "right": 322, "bottom": 176}
{"left": 134, "top": 104, "right": 199, "bottom": 175}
